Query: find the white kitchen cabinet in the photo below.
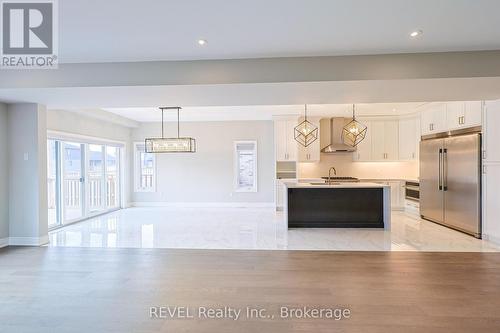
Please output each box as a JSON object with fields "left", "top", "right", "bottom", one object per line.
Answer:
{"left": 464, "top": 101, "right": 483, "bottom": 127}
{"left": 421, "top": 103, "right": 447, "bottom": 135}
{"left": 387, "top": 181, "right": 405, "bottom": 210}
{"left": 276, "top": 183, "right": 284, "bottom": 210}
{"left": 483, "top": 163, "right": 500, "bottom": 243}
{"left": 370, "top": 180, "right": 405, "bottom": 210}
{"left": 484, "top": 100, "right": 500, "bottom": 162}
{"left": 370, "top": 120, "right": 399, "bottom": 161}
{"left": 446, "top": 101, "right": 482, "bottom": 130}
{"left": 274, "top": 119, "right": 298, "bottom": 161}
{"left": 297, "top": 117, "right": 321, "bottom": 162}
{"left": 353, "top": 120, "right": 372, "bottom": 161}
{"left": 399, "top": 117, "right": 419, "bottom": 161}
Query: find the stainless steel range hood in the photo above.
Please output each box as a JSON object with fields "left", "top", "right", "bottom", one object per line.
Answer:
{"left": 320, "top": 118, "right": 357, "bottom": 153}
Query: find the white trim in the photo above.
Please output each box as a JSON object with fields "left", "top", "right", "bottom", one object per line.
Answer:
{"left": 47, "top": 130, "right": 126, "bottom": 147}
{"left": 483, "top": 234, "right": 500, "bottom": 245}
{"left": 9, "top": 235, "right": 49, "bottom": 246}
{"left": 0, "top": 238, "right": 9, "bottom": 248}
{"left": 131, "top": 202, "right": 274, "bottom": 208}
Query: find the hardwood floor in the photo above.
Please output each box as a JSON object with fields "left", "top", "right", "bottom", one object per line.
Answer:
{"left": 1, "top": 247, "right": 500, "bottom": 332}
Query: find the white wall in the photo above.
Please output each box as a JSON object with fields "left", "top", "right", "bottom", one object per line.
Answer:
{"left": 0, "top": 103, "right": 8, "bottom": 245}
{"left": 131, "top": 121, "right": 274, "bottom": 205}
{"left": 8, "top": 103, "right": 48, "bottom": 245}
{"left": 46, "top": 109, "right": 134, "bottom": 206}
{"left": 299, "top": 154, "right": 419, "bottom": 180}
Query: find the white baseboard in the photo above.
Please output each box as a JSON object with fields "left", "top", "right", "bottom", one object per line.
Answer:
{"left": 131, "top": 202, "right": 275, "bottom": 208}
{"left": 9, "top": 235, "right": 49, "bottom": 246}
{"left": 0, "top": 237, "right": 8, "bottom": 248}
{"left": 483, "top": 234, "right": 500, "bottom": 245}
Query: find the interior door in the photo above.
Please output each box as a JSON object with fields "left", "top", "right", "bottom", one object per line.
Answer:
{"left": 419, "top": 138, "right": 444, "bottom": 223}
{"left": 444, "top": 134, "right": 481, "bottom": 236}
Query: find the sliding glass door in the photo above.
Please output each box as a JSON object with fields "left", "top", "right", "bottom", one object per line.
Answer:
{"left": 62, "top": 142, "right": 84, "bottom": 222}
{"left": 87, "top": 144, "right": 104, "bottom": 214}
{"left": 47, "top": 138, "right": 122, "bottom": 228}
{"left": 47, "top": 140, "right": 60, "bottom": 228}
{"left": 106, "top": 146, "right": 120, "bottom": 209}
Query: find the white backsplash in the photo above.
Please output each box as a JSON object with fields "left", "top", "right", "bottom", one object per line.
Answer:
{"left": 298, "top": 153, "right": 419, "bottom": 180}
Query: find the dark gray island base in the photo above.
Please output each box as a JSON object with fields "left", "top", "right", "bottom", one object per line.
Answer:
{"left": 283, "top": 182, "right": 391, "bottom": 229}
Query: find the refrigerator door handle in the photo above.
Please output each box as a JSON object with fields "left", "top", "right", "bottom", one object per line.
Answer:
{"left": 438, "top": 148, "right": 443, "bottom": 191}
{"left": 443, "top": 148, "right": 448, "bottom": 191}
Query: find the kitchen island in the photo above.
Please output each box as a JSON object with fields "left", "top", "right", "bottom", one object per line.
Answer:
{"left": 283, "top": 182, "right": 391, "bottom": 229}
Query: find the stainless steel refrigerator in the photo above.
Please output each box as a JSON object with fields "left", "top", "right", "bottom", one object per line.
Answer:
{"left": 419, "top": 132, "right": 481, "bottom": 238}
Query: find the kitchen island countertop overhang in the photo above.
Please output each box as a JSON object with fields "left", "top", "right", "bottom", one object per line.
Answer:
{"left": 282, "top": 182, "right": 391, "bottom": 229}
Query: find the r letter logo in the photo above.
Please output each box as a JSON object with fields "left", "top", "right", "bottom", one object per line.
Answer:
{"left": 1, "top": 0, "right": 58, "bottom": 69}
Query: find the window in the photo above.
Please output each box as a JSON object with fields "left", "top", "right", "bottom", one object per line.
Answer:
{"left": 134, "top": 142, "right": 156, "bottom": 192}
{"left": 234, "top": 141, "right": 257, "bottom": 192}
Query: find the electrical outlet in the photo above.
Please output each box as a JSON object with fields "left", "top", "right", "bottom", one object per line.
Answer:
{"left": 23, "top": 153, "right": 29, "bottom": 161}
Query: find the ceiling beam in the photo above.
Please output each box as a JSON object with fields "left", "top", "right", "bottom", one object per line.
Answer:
{"left": 1, "top": 51, "right": 500, "bottom": 89}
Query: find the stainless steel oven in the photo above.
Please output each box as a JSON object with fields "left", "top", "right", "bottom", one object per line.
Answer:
{"left": 405, "top": 181, "right": 420, "bottom": 202}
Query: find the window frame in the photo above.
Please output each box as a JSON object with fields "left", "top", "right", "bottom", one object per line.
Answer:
{"left": 233, "top": 140, "right": 258, "bottom": 193}
{"left": 134, "top": 142, "right": 157, "bottom": 193}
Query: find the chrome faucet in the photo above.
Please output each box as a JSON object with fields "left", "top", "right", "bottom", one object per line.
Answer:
{"left": 328, "top": 167, "right": 337, "bottom": 184}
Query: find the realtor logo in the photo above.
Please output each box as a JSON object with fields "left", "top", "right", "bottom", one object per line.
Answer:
{"left": 1, "top": 0, "right": 58, "bottom": 68}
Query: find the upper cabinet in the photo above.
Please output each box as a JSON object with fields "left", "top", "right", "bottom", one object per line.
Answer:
{"left": 421, "top": 103, "right": 447, "bottom": 135}
{"left": 446, "top": 101, "right": 482, "bottom": 130}
{"left": 354, "top": 119, "right": 399, "bottom": 161}
{"left": 422, "top": 101, "right": 483, "bottom": 136}
{"left": 370, "top": 120, "right": 399, "bottom": 161}
{"left": 297, "top": 117, "right": 321, "bottom": 162}
{"left": 399, "top": 117, "right": 420, "bottom": 161}
{"left": 352, "top": 120, "right": 372, "bottom": 161}
{"left": 274, "top": 118, "right": 298, "bottom": 162}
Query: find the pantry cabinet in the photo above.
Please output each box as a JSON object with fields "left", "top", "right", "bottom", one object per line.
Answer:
{"left": 275, "top": 119, "right": 298, "bottom": 161}
{"left": 483, "top": 100, "right": 500, "bottom": 162}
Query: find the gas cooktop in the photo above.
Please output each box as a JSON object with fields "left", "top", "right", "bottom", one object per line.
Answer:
{"left": 321, "top": 176, "right": 360, "bottom": 182}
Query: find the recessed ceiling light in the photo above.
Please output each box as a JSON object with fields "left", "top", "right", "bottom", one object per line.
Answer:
{"left": 198, "top": 39, "right": 207, "bottom": 46}
{"left": 410, "top": 30, "right": 423, "bottom": 38}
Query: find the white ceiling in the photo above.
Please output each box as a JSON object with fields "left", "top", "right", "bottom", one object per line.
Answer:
{"left": 102, "top": 103, "right": 425, "bottom": 122}
{"left": 59, "top": 0, "right": 500, "bottom": 63}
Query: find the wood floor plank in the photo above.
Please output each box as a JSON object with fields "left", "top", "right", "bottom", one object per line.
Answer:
{"left": 1, "top": 247, "right": 500, "bottom": 332}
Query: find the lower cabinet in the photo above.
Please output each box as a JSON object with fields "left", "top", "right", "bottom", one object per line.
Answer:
{"left": 371, "top": 180, "right": 405, "bottom": 210}
{"left": 275, "top": 180, "right": 288, "bottom": 210}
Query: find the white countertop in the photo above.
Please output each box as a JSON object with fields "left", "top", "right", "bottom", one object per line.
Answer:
{"left": 283, "top": 181, "right": 390, "bottom": 189}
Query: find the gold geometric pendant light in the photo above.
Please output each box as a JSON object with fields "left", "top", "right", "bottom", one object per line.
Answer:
{"left": 294, "top": 104, "right": 318, "bottom": 147}
{"left": 342, "top": 104, "right": 367, "bottom": 147}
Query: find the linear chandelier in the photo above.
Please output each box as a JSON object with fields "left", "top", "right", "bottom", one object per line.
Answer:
{"left": 145, "top": 107, "right": 196, "bottom": 153}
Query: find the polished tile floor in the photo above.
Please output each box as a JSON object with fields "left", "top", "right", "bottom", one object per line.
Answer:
{"left": 49, "top": 208, "right": 500, "bottom": 252}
